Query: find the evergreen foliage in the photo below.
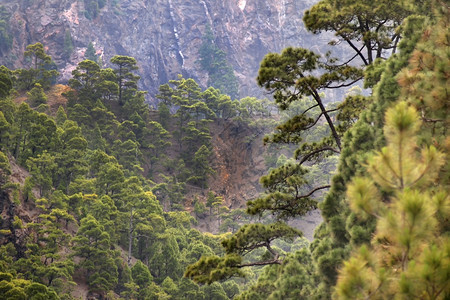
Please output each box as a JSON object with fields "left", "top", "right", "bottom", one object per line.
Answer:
{"left": 0, "top": 65, "right": 13, "bottom": 99}
{"left": 257, "top": 46, "right": 362, "bottom": 151}
{"left": 110, "top": 55, "right": 140, "bottom": 106}
{"left": 0, "top": 1, "right": 447, "bottom": 298}
{"left": 247, "top": 162, "right": 319, "bottom": 220}
{"left": 71, "top": 215, "right": 119, "bottom": 296}
{"left": 0, "top": 150, "right": 11, "bottom": 186}
{"left": 83, "top": 0, "right": 106, "bottom": 20}
{"left": 27, "top": 83, "right": 47, "bottom": 108}
{"left": 186, "top": 2, "right": 448, "bottom": 300}
{"left": 0, "top": 45, "right": 264, "bottom": 298}
{"left": 0, "top": 6, "right": 12, "bottom": 56}
{"left": 14, "top": 43, "right": 59, "bottom": 90}
{"left": 336, "top": 102, "right": 448, "bottom": 299}
{"left": 0, "top": 274, "right": 59, "bottom": 299}
{"left": 303, "top": 0, "right": 413, "bottom": 65}
{"left": 63, "top": 30, "right": 73, "bottom": 59}
{"left": 313, "top": 3, "right": 448, "bottom": 298}
{"left": 185, "top": 223, "right": 301, "bottom": 283}
{"left": 198, "top": 25, "right": 239, "bottom": 99}
{"left": 85, "top": 42, "right": 98, "bottom": 63}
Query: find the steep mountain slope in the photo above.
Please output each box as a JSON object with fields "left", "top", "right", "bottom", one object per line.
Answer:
{"left": 0, "top": 0, "right": 321, "bottom": 100}
{"left": 208, "top": 119, "right": 266, "bottom": 208}
{"left": 0, "top": 78, "right": 272, "bottom": 298}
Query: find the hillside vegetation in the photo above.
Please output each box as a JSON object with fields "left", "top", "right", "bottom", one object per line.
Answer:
{"left": 0, "top": 44, "right": 284, "bottom": 298}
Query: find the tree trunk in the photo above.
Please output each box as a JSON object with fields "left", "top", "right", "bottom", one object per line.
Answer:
{"left": 312, "top": 90, "right": 341, "bottom": 150}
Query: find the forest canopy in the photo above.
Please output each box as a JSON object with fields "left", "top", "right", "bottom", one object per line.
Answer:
{"left": 0, "top": 0, "right": 448, "bottom": 299}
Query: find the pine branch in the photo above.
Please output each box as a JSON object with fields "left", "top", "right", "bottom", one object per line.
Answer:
{"left": 303, "top": 112, "right": 327, "bottom": 131}
{"left": 236, "top": 258, "right": 282, "bottom": 268}
{"left": 298, "top": 185, "right": 331, "bottom": 199}
{"left": 298, "top": 147, "right": 340, "bottom": 165}
{"left": 392, "top": 34, "right": 401, "bottom": 54}
{"left": 299, "top": 104, "right": 320, "bottom": 116}
{"left": 323, "top": 46, "right": 365, "bottom": 67}
{"left": 342, "top": 36, "right": 369, "bottom": 66}
{"left": 327, "top": 77, "right": 364, "bottom": 89}
{"left": 261, "top": 185, "right": 329, "bottom": 216}
{"left": 240, "top": 241, "right": 273, "bottom": 256}
{"left": 421, "top": 117, "right": 446, "bottom": 123}
{"left": 310, "top": 89, "right": 342, "bottom": 149}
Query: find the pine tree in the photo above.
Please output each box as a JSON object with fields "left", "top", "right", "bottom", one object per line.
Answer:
{"left": 0, "top": 274, "right": 59, "bottom": 299}
{"left": 257, "top": 47, "right": 362, "bottom": 152}
{"left": 186, "top": 45, "right": 362, "bottom": 285}
{"left": 247, "top": 162, "right": 319, "bottom": 220}
{"left": 15, "top": 43, "right": 59, "bottom": 90}
{"left": 202, "top": 281, "right": 228, "bottom": 300}
{"left": 55, "top": 106, "right": 67, "bottom": 126}
{"left": 188, "top": 145, "right": 214, "bottom": 188}
{"left": 26, "top": 151, "right": 56, "bottom": 197}
{"left": 185, "top": 223, "right": 301, "bottom": 283}
{"left": 335, "top": 101, "right": 448, "bottom": 299}
{"left": 303, "top": 0, "right": 413, "bottom": 65}
{"left": 149, "top": 233, "right": 183, "bottom": 283}
{"left": 63, "top": 30, "right": 73, "bottom": 59}
{"left": 198, "top": 25, "right": 239, "bottom": 99}
{"left": 27, "top": 83, "right": 47, "bottom": 108}
{"left": 71, "top": 215, "right": 119, "bottom": 296}
{"left": 308, "top": 9, "right": 431, "bottom": 298}
{"left": 23, "top": 209, "right": 75, "bottom": 292}
{"left": 54, "top": 120, "right": 88, "bottom": 192}
{"left": 85, "top": 42, "right": 98, "bottom": 62}
{"left": 68, "top": 59, "right": 102, "bottom": 107}
{"left": 84, "top": 0, "right": 100, "bottom": 20}
{"left": 0, "top": 111, "right": 10, "bottom": 150}
{"left": 131, "top": 260, "right": 152, "bottom": 288}
{"left": 0, "top": 6, "right": 12, "bottom": 56}
{"left": 0, "top": 150, "right": 11, "bottom": 186}
{"left": 110, "top": 55, "right": 140, "bottom": 106}
{"left": 0, "top": 65, "right": 13, "bottom": 98}
{"left": 79, "top": 194, "right": 118, "bottom": 242}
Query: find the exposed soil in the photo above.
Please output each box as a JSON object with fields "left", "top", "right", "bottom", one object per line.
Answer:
{"left": 208, "top": 119, "right": 267, "bottom": 208}
{"left": 190, "top": 119, "right": 268, "bottom": 233}
{"left": 46, "top": 84, "right": 70, "bottom": 114}
{"left": 194, "top": 119, "right": 324, "bottom": 238}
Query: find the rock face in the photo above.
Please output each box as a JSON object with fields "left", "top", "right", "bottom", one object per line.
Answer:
{"left": 0, "top": 0, "right": 321, "bottom": 101}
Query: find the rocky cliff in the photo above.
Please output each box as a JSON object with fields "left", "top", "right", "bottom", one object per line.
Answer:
{"left": 0, "top": 0, "right": 321, "bottom": 101}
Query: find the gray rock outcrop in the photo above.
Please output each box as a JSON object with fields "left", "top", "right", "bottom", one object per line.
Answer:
{"left": 0, "top": 0, "right": 322, "bottom": 101}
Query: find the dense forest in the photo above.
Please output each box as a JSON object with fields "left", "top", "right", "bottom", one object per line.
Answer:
{"left": 0, "top": 0, "right": 448, "bottom": 299}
